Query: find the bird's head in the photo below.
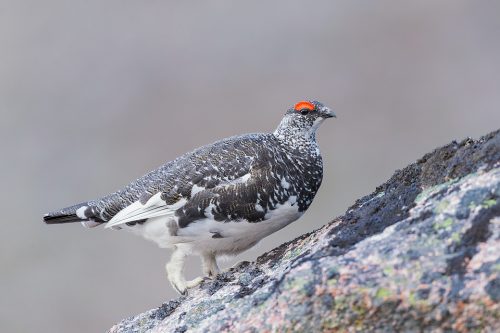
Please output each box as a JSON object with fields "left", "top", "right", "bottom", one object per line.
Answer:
{"left": 274, "top": 100, "right": 336, "bottom": 142}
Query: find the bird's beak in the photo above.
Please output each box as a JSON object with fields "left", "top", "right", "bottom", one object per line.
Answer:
{"left": 321, "top": 107, "right": 336, "bottom": 119}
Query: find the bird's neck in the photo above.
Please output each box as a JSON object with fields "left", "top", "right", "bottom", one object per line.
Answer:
{"left": 273, "top": 117, "right": 321, "bottom": 155}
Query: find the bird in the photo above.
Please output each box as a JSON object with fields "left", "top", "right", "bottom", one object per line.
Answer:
{"left": 44, "top": 100, "right": 336, "bottom": 294}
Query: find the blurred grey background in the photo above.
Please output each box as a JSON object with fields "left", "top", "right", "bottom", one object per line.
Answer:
{"left": 1, "top": 0, "right": 499, "bottom": 332}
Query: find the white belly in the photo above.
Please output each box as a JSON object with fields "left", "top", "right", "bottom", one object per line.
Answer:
{"left": 122, "top": 202, "right": 303, "bottom": 256}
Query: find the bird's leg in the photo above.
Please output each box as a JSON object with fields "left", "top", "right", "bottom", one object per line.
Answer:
{"left": 166, "top": 246, "right": 203, "bottom": 295}
{"left": 201, "top": 252, "right": 220, "bottom": 278}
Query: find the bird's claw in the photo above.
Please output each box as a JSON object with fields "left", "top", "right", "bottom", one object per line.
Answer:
{"left": 171, "top": 276, "right": 205, "bottom": 295}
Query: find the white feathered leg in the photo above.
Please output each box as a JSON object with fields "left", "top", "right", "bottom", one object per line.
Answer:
{"left": 201, "top": 252, "right": 220, "bottom": 278}
{"left": 166, "top": 246, "right": 203, "bottom": 295}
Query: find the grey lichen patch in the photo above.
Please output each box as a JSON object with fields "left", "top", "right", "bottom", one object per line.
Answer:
{"left": 485, "top": 277, "right": 500, "bottom": 302}
{"left": 182, "top": 299, "right": 226, "bottom": 324}
{"left": 415, "top": 180, "right": 456, "bottom": 205}
{"left": 434, "top": 217, "right": 454, "bottom": 231}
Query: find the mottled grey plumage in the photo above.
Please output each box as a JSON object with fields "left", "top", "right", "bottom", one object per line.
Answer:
{"left": 44, "top": 100, "right": 335, "bottom": 294}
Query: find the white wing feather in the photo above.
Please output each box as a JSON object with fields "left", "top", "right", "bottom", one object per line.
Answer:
{"left": 105, "top": 193, "right": 186, "bottom": 229}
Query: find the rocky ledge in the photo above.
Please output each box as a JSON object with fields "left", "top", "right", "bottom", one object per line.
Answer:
{"left": 110, "top": 129, "right": 500, "bottom": 333}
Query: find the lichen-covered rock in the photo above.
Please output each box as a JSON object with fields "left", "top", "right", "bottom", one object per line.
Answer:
{"left": 109, "top": 130, "right": 500, "bottom": 333}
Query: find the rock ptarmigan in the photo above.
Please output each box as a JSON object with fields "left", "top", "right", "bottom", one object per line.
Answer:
{"left": 44, "top": 100, "right": 336, "bottom": 294}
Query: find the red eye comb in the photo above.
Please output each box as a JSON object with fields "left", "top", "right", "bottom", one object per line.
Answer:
{"left": 294, "top": 101, "right": 315, "bottom": 112}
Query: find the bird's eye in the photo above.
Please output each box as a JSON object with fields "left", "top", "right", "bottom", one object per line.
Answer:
{"left": 294, "top": 101, "right": 315, "bottom": 115}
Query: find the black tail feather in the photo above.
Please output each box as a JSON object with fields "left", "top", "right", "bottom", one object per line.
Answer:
{"left": 44, "top": 214, "right": 82, "bottom": 224}
{"left": 43, "top": 202, "right": 90, "bottom": 225}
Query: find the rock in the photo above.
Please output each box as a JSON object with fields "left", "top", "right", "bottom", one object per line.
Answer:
{"left": 109, "top": 130, "right": 500, "bottom": 333}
